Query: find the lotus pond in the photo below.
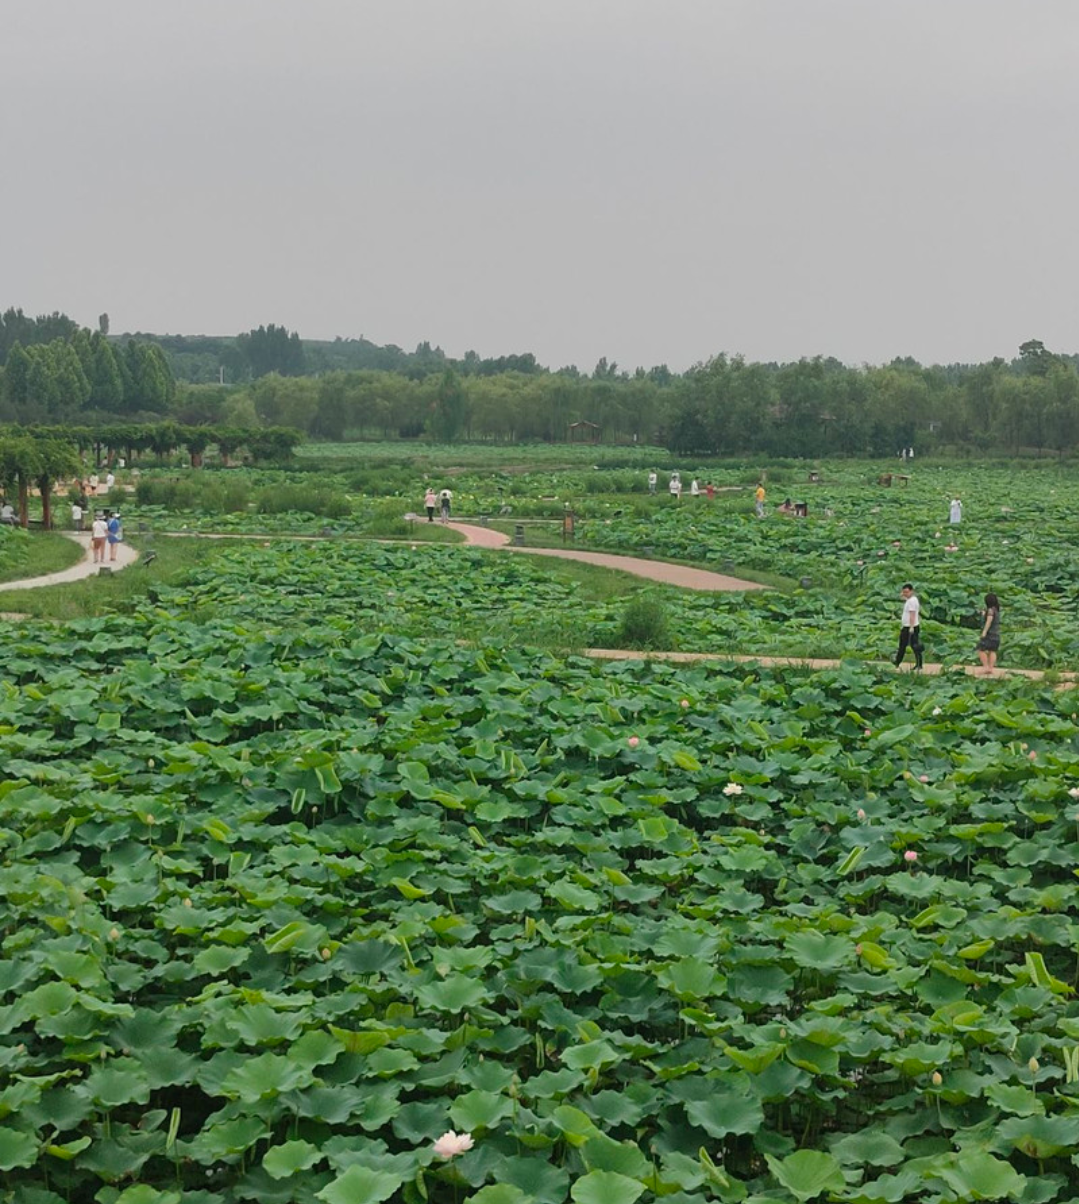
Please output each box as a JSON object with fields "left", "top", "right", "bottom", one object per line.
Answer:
{"left": 4, "top": 611, "right": 1079, "bottom": 1203}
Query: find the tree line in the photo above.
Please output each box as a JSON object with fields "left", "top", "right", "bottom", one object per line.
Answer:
{"left": 4, "top": 307, "right": 1079, "bottom": 455}
{"left": 0, "top": 424, "right": 302, "bottom": 528}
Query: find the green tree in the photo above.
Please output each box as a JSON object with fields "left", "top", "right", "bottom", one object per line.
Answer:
{"left": 34, "top": 438, "right": 81, "bottom": 529}
{"left": 89, "top": 332, "right": 124, "bottom": 411}
{"left": 1018, "top": 338, "right": 1058, "bottom": 377}
{"left": 4, "top": 342, "right": 30, "bottom": 408}
{"left": 427, "top": 369, "right": 468, "bottom": 442}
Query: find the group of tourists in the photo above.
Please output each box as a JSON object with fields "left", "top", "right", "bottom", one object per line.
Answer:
{"left": 90, "top": 511, "right": 123, "bottom": 564}
{"left": 648, "top": 471, "right": 715, "bottom": 500}
{"left": 893, "top": 583, "right": 1000, "bottom": 677}
{"left": 423, "top": 487, "right": 454, "bottom": 522}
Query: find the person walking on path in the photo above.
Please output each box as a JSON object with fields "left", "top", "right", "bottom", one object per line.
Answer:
{"left": 106, "top": 512, "right": 123, "bottom": 562}
{"left": 949, "top": 497, "right": 962, "bottom": 525}
{"left": 439, "top": 488, "right": 453, "bottom": 522}
{"left": 755, "top": 483, "right": 766, "bottom": 518}
{"left": 424, "top": 488, "right": 437, "bottom": 522}
{"left": 976, "top": 592, "right": 1001, "bottom": 675}
{"left": 895, "top": 583, "right": 924, "bottom": 670}
{"left": 91, "top": 513, "right": 107, "bottom": 564}
{"left": 71, "top": 500, "right": 84, "bottom": 532}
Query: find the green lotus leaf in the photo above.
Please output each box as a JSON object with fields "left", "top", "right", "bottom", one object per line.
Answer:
{"left": 570, "top": 1170, "right": 645, "bottom": 1204}
{"left": 467, "top": 1187, "right": 534, "bottom": 1204}
{"left": 0, "top": 1127, "right": 37, "bottom": 1170}
{"left": 263, "top": 1138, "right": 323, "bottom": 1180}
{"left": 414, "top": 975, "right": 491, "bottom": 1012}
{"left": 765, "top": 1150, "right": 845, "bottom": 1201}
{"left": 934, "top": 1151, "right": 1026, "bottom": 1201}
{"left": 317, "top": 1164, "right": 405, "bottom": 1204}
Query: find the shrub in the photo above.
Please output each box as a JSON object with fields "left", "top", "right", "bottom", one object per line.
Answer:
{"left": 615, "top": 593, "right": 673, "bottom": 649}
{"left": 255, "top": 484, "right": 351, "bottom": 518}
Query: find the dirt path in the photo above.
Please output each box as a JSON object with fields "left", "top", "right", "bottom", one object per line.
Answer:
{"left": 446, "top": 522, "right": 765, "bottom": 591}
{"left": 0, "top": 532, "right": 139, "bottom": 593}
{"left": 584, "top": 647, "right": 1063, "bottom": 683}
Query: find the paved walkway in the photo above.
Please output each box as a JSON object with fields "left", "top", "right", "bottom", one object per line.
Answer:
{"left": 0, "top": 532, "right": 139, "bottom": 592}
{"left": 446, "top": 522, "right": 765, "bottom": 591}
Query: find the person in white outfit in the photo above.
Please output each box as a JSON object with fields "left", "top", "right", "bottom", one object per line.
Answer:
{"left": 949, "top": 498, "right": 962, "bottom": 525}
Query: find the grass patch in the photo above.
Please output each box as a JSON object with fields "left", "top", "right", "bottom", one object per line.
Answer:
{"left": 366, "top": 517, "right": 462, "bottom": 542}
{"left": 0, "top": 537, "right": 228, "bottom": 620}
{"left": 0, "top": 531, "right": 85, "bottom": 584}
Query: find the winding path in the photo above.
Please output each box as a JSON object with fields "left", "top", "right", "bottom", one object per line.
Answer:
{"left": 446, "top": 522, "right": 765, "bottom": 591}
{"left": 0, "top": 532, "right": 139, "bottom": 593}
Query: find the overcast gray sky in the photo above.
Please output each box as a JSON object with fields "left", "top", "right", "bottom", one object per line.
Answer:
{"left": 4, "top": 1, "right": 1077, "bottom": 371}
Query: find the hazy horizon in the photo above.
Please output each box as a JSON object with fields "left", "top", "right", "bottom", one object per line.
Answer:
{"left": 5, "top": 1, "right": 1078, "bottom": 372}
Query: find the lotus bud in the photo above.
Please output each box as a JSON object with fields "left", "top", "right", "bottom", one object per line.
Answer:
{"left": 628, "top": 736, "right": 639, "bottom": 748}
{"left": 109, "top": 927, "right": 120, "bottom": 941}
{"left": 183, "top": 897, "right": 193, "bottom": 908}
{"left": 931, "top": 1072, "right": 942, "bottom": 1086}
{"left": 1029, "top": 1057, "right": 1040, "bottom": 1075}
{"left": 321, "top": 947, "right": 331, "bottom": 960}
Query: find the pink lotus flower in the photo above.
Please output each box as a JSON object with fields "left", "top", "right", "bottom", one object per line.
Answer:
{"left": 857, "top": 808, "right": 866, "bottom": 821}
{"left": 1029, "top": 751, "right": 1038, "bottom": 761}
{"left": 680, "top": 699, "right": 690, "bottom": 708}
{"left": 919, "top": 774, "right": 929, "bottom": 783}
{"left": 855, "top": 559, "right": 864, "bottom": 566}
{"left": 433, "top": 1131, "right": 474, "bottom": 1159}
{"left": 1068, "top": 786, "right": 1079, "bottom": 800}
{"left": 891, "top": 541, "right": 901, "bottom": 548}
{"left": 904, "top": 850, "right": 918, "bottom": 863}
{"left": 855, "top": 943, "right": 863, "bottom": 955}
{"left": 723, "top": 782, "right": 744, "bottom": 796}
{"left": 627, "top": 736, "right": 639, "bottom": 748}
{"left": 864, "top": 729, "right": 872, "bottom": 737}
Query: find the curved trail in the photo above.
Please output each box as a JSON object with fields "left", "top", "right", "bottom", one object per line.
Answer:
{"left": 446, "top": 522, "right": 765, "bottom": 591}
{"left": 0, "top": 532, "right": 139, "bottom": 593}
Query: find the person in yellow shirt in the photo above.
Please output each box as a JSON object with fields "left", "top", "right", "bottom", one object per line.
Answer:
{"left": 754, "top": 484, "right": 766, "bottom": 518}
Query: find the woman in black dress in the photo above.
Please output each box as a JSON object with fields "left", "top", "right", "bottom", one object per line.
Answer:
{"left": 976, "top": 592, "right": 1000, "bottom": 676}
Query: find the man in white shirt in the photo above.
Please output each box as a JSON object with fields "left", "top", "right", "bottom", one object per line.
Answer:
{"left": 895, "top": 583, "right": 923, "bottom": 670}
{"left": 949, "top": 498, "right": 962, "bottom": 525}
